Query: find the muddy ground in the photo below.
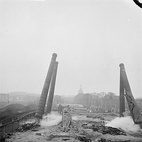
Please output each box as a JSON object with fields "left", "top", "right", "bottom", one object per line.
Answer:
{"left": 4, "top": 113, "right": 142, "bottom": 142}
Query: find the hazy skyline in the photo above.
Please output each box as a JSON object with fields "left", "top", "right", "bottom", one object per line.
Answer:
{"left": 0, "top": 0, "right": 142, "bottom": 98}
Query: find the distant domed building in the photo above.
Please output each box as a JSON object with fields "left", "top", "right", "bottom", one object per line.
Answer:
{"left": 78, "top": 87, "right": 83, "bottom": 94}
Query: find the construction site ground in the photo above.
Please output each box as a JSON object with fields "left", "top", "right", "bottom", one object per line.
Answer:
{"left": 5, "top": 112, "right": 142, "bottom": 142}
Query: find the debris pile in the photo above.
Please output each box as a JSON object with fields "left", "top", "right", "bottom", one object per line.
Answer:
{"left": 86, "top": 115, "right": 105, "bottom": 120}
{"left": 62, "top": 106, "right": 72, "bottom": 132}
{"left": 55, "top": 116, "right": 128, "bottom": 142}
{"left": 0, "top": 132, "right": 13, "bottom": 142}
{"left": 76, "top": 135, "right": 91, "bottom": 142}
{"left": 4, "top": 113, "right": 142, "bottom": 142}
{"left": 46, "top": 134, "right": 72, "bottom": 141}
{"left": 16, "top": 122, "right": 40, "bottom": 132}
{"left": 83, "top": 124, "right": 126, "bottom": 135}
{"left": 97, "top": 138, "right": 131, "bottom": 142}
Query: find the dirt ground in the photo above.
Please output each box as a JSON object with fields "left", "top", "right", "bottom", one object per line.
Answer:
{"left": 5, "top": 113, "right": 142, "bottom": 142}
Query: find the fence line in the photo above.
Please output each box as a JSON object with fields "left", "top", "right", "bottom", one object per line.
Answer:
{"left": 0, "top": 111, "right": 36, "bottom": 134}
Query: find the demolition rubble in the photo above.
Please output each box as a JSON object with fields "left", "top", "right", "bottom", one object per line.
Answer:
{"left": 4, "top": 111, "right": 142, "bottom": 142}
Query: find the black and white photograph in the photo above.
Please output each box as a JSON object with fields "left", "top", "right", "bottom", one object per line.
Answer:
{"left": 0, "top": 0, "right": 142, "bottom": 141}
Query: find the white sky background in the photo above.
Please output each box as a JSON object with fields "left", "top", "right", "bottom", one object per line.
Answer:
{"left": 0, "top": 0, "right": 142, "bottom": 98}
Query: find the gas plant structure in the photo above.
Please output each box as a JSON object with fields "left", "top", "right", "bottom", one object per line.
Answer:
{"left": 35, "top": 53, "right": 142, "bottom": 129}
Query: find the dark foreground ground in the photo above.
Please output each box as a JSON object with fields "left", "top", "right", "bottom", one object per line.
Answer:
{"left": 2, "top": 112, "right": 142, "bottom": 142}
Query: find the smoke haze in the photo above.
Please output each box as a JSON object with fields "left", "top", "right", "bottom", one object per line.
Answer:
{"left": 106, "top": 116, "right": 140, "bottom": 132}
{"left": 40, "top": 113, "right": 62, "bottom": 127}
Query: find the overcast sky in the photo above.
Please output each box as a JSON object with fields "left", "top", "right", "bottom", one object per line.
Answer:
{"left": 0, "top": 0, "right": 142, "bottom": 98}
